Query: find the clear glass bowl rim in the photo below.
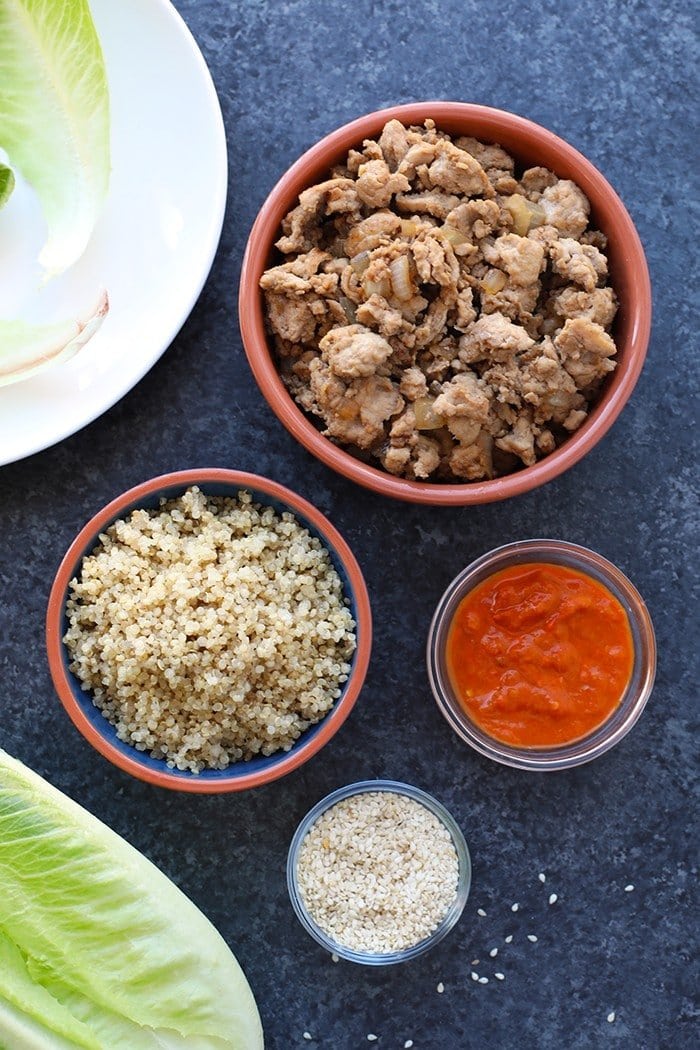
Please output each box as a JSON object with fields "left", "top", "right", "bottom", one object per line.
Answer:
{"left": 286, "top": 779, "right": 471, "bottom": 965}
{"left": 426, "top": 539, "right": 656, "bottom": 772}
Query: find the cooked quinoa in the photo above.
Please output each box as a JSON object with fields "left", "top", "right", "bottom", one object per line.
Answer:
{"left": 296, "top": 791, "right": 460, "bottom": 953}
{"left": 63, "top": 487, "right": 356, "bottom": 773}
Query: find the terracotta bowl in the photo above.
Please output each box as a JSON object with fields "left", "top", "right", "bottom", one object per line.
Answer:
{"left": 239, "top": 102, "right": 652, "bottom": 505}
{"left": 46, "top": 469, "right": 372, "bottom": 793}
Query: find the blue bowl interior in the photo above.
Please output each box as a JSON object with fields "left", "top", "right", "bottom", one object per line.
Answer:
{"left": 59, "top": 481, "right": 362, "bottom": 781}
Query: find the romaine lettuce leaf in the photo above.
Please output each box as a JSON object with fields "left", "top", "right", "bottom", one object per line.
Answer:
{"left": 0, "top": 0, "right": 110, "bottom": 276}
{"left": 0, "top": 750, "right": 264, "bottom": 1049}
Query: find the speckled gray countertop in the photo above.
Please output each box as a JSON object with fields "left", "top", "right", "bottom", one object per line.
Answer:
{"left": 0, "top": 1, "right": 697, "bottom": 1047}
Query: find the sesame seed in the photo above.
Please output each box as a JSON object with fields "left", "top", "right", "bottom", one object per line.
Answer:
{"left": 495, "top": 972, "right": 505, "bottom": 981}
{"left": 607, "top": 1012, "right": 616, "bottom": 1023}
{"left": 549, "top": 893, "right": 558, "bottom": 905}
{"left": 437, "top": 982, "right": 444, "bottom": 994}
{"left": 471, "top": 971, "right": 479, "bottom": 981}
{"left": 478, "top": 977, "right": 489, "bottom": 984}
{"left": 404, "top": 1043, "right": 414, "bottom": 1049}
{"left": 477, "top": 908, "right": 487, "bottom": 917}
{"left": 538, "top": 872, "right": 546, "bottom": 883}
{"left": 489, "top": 948, "right": 498, "bottom": 957}
{"left": 511, "top": 903, "right": 519, "bottom": 912}
{"left": 331, "top": 953, "right": 339, "bottom": 963}
{"left": 504, "top": 934, "right": 513, "bottom": 943}
{"left": 303, "top": 1035, "right": 312, "bottom": 1042}
{"left": 624, "top": 884, "right": 634, "bottom": 892}
{"left": 470, "top": 958, "right": 479, "bottom": 965}
{"left": 367, "top": 1036, "right": 378, "bottom": 1043}
{"left": 527, "top": 935, "right": 538, "bottom": 943}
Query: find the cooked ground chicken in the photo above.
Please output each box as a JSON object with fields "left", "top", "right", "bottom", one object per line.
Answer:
{"left": 64, "top": 487, "right": 356, "bottom": 773}
{"left": 261, "top": 119, "right": 619, "bottom": 482}
{"left": 296, "top": 790, "right": 460, "bottom": 953}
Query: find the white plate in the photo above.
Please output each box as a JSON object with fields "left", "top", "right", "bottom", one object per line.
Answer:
{"left": 0, "top": 0, "right": 227, "bottom": 467}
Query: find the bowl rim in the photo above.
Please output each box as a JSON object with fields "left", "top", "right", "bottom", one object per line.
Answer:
{"left": 286, "top": 779, "right": 471, "bottom": 965}
{"left": 46, "top": 468, "right": 372, "bottom": 793}
{"left": 239, "top": 100, "right": 652, "bottom": 506}
{"left": 426, "top": 538, "right": 657, "bottom": 770}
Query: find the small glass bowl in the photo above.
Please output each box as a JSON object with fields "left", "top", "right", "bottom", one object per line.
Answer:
{"left": 426, "top": 539, "right": 656, "bottom": 772}
{"left": 286, "top": 780, "right": 471, "bottom": 965}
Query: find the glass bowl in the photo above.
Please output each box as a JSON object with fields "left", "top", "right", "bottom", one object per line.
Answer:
{"left": 287, "top": 780, "right": 471, "bottom": 965}
{"left": 426, "top": 540, "right": 656, "bottom": 771}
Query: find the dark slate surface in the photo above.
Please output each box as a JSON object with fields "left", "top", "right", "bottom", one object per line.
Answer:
{"left": 0, "top": 0, "right": 697, "bottom": 1047}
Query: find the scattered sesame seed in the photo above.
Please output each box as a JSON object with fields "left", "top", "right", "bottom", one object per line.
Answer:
{"left": 437, "top": 982, "right": 445, "bottom": 994}
{"left": 511, "top": 902, "right": 519, "bottom": 912}
{"left": 477, "top": 908, "right": 487, "bottom": 917}
{"left": 367, "top": 1036, "right": 378, "bottom": 1043}
{"left": 495, "top": 973, "right": 505, "bottom": 981}
{"left": 471, "top": 971, "right": 479, "bottom": 981}
{"left": 607, "top": 1012, "right": 616, "bottom": 1023}
{"left": 549, "top": 893, "right": 558, "bottom": 905}
{"left": 625, "top": 884, "right": 634, "bottom": 892}
{"left": 470, "top": 958, "right": 479, "bottom": 965}
{"left": 303, "top": 1035, "right": 312, "bottom": 1042}
{"left": 478, "top": 977, "right": 489, "bottom": 984}
{"left": 489, "top": 948, "right": 498, "bottom": 957}
{"left": 527, "top": 935, "right": 538, "bottom": 943}
{"left": 404, "top": 1043, "right": 414, "bottom": 1049}
{"left": 504, "top": 934, "right": 513, "bottom": 943}
{"left": 331, "top": 953, "right": 339, "bottom": 963}
{"left": 538, "top": 872, "right": 546, "bottom": 883}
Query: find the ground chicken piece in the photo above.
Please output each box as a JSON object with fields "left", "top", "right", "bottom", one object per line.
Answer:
{"left": 276, "top": 179, "right": 361, "bottom": 254}
{"left": 550, "top": 238, "right": 608, "bottom": 292}
{"left": 519, "top": 339, "right": 585, "bottom": 424}
{"left": 356, "top": 294, "right": 413, "bottom": 341}
{"left": 458, "top": 313, "right": 535, "bottom": 364}
{"left": 549, "top": 286, "right": 617, "bottom": 328}
{"left": 382, "top": 407, "right": 441, "bottom": 479}
{"left": 495, "top": 415, "right": 537, "bottom": 466}
{"left": 411, "top": 232, "right": 460, "bottom": 287}
{"left": 261, "top": 250, "right": 340, "bottom": 342}
{"left": 433, "top": 372, "right": 491, "bottom": 424}
{"left": 414, "top": 296, "right": 450, "bottom": 349}
{"left": 427, "top": 141, "right": 493, "bottom": 197}
{"left": 527, "top": 224, "right": 562, "bottom": 249}
{"left": 562, "top": 408, "right": 588, "bottom": 432}
{"left": 481, "top": 282, "right": 540, "bottom": 328}
{"left": 539, "top": 180, "right": 590, "bottom": 238}
{"left": 344, "top": 211, "right": 402, "bottom": 258}
{"left": 454, "top": 136, "right": 515, "bottom": 175}
{"left": 309, "top": 360, "right": 403, "bottom": 448}
{"left": 449, "top": 432, "right": 494, "bottom": 480}
{"left": 346, "top": 139, "right": 384, "bottom": 175}
{"left": 580, "top": 229, "right": 608, "bottom": 250}
{"left": 397, "top": 141, "right": 439, "bottom": 180}
{"left": 356, "top": 159, "right": 411, "bottom": 208}
{"left": 378, "top": 119, "right": 412, "bottom": 171}
{"left": 395, "top": 191, "right": 462, "bottom": 220}
{"left": 451, "top": 286, "right": 477, "bottom": 331}
{"left": 319, "top": 324, "right": 393, "bottom": 380}
{"left": 483, "top": 234, "right": 545, "bottom": 287}
{"left": 445, "top": 199, "right": 501, "bottom": 240}
{"left": 519, "top": 167, "right": 558, "bottom": 200}
{"left": 263, "top": 292, "right": 319, "bottom": 344}
{"left": 399, "top": 367, "right": 428, "bottom": 400}
{"left": 554, "top": 317, "right": 617, "bottom": 387}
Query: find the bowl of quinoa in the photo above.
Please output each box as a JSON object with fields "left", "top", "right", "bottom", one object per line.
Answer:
{"left": 46, "top": 469, "right": 372, "bottom": 792}
{"left": 287, "top": 781, "right": 471, "bottom": 964}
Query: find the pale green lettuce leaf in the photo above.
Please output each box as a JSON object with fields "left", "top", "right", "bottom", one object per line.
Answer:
{"left": 0, "top": 290, "right": 108, "bottom": 386}
{"left": 0, "top": 162, "right": 14, "bottom": 209}
{"left": 0, "top": 750, "right": 264, "bottom": 1049}
{"left": 0, "top": 0, "right": 110, "bottom": 276}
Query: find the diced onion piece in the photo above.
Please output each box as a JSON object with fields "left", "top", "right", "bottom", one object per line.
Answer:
{"left": 481, "top": 268, "right": 507, "bottom": 295}
{"left": 338, "top": 295, "right": 357, "bottom": 323}
{"left": 350, "top": 250, "right": 370, "bottom": 275}
{"left": 414, "top": 396, "right": 445, "bottom": 430}
{"left": 362, "top": 277, "right": 390, "bottom": 299}
{"left": 400, "top": 219, "right": 419, "bottom": 237}
{"left": 505, "top": 194, "right": 546, "bottom": 235}
{"left": 440, "top": 224, "right": 469, "bottom": 246}
{"left": 390, "top": 255, "right": 413, "bottom": 301}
